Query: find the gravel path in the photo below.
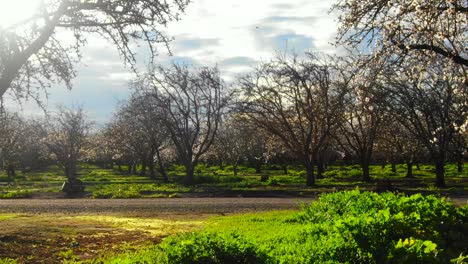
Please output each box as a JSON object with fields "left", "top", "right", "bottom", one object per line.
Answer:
{"left": 0, "top": 198, "right": 315, "bottom": 216}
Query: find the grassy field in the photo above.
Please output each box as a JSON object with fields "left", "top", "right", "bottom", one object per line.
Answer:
{"left": 0, "top": 163, "right": 467, "bottom": 199}
{"left": 0, "top": 163, "right": 465, "bottom": 262}
{"left": 0, "top": 163, "right": 466, "bottom": 199}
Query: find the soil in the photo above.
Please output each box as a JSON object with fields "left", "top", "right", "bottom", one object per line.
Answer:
{"left": 0, "top": 214, "right": 162, "bottom": 263}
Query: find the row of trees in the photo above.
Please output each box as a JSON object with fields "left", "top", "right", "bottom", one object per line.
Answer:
{"left": 0, "top": 107, "right": 90, "bottom": 189}
{"left": 1, "top": 51, "right": 466, "bottom": 189}
{"left": 1, "top": 0, "right": 466, "bottom": 190}
{"left": 104, "top": 65, "right": 227, "bottom": 184}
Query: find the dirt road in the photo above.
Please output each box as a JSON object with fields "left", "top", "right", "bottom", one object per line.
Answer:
{"left": 1, "top": 196, "right": 465, "bottom": 216}
{"left": 0, "top": 198, "right": 315, "bottom": 216}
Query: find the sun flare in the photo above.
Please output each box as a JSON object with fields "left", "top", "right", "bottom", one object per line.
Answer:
{"left": 0, "top": 0, "right": 39, "bottom": 28}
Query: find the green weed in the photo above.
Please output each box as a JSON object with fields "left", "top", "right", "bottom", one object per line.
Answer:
{"left": 105, "top": 190, "right": 467, "bottom": 263}
{"left": 0, "top": 190, "right": 32, "bottom": 199}
{"left": 0, "top": 258, "right": 17, "bottom": 264}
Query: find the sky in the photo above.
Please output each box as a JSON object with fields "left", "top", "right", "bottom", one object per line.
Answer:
{"left": 2, "top": 0, "right": 339, "bottom": 124}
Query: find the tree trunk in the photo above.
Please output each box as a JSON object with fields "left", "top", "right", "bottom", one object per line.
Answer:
{"left": 305, "top": 163, "right": 315, "bottom": 186}
{"left": 416, "top": 163, "right": 420, "bottom": 170}
{"left": 6, "top": 169, "right": 11, "bottom": 183}
{"left": 62, "top": 158, "right": 84, "bottom": 195}
{"left": 148, "top": 149, "right": 156, "bottom": 180}
{"left": 435, "top": 159, "right": 446, "bottom": 187}
{"left": 406, "top": 160, "right": 413, "bottom": 178}
{"left": 233, "top": 161, "right": 239, "bottom": 177}
{"left": 126, "top": 163, "right": 132, "bottom": 174}
{"left": 69, "top": 169, "right": 77, "bottom": 182}
{"left": 219, "top": 159, "right": 224, "bottom": 170}
{"left": 159, "top": 165, "right": 168, "bottom": 182}
{"left": 361, "top": 160, "right": 371, "bottom": 182}
{"left": 64, "top": 166, "right": 69, "bottom": 179}
{"left": 391, "top": 161, "right": 396, "bottom": 173}
{"left": 255, "top": 161, "right": 262, "bottom": 173}
{"left": 155, "top": 151, "right": 168, "bottom": 182}
{"left": 131, "top": 163, "right": 137, "bottom": 174}
{"left": 140, "top": 159, "right": 147, "bottom": 176}
{"left": 149, "top": 161, "right": 156, "bottom": 180}
{"left": 117, "top": 163, "right": 123, "bottom": 172}
{"left": 185, "top": 164, "right": 195, "bottom": 185}
{"left": 457, "top": 157, "right": 463, "bottom": 173}
{"left": 317, "top": 157, "right": 324, "bottom": 179}
{"left": 6, "top": 164, "right": 15, "bottom": 182}
{"left": 66, "top": 159, "right": 78, "bottom": 182}
{"left": 282, "top": 164, "right": 288, "bottom": 175}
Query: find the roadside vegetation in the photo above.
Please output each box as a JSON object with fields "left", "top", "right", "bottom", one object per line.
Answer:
{"left": 98, "top": 190, "right": 467, "bottom": 264}
{"left": 1, "top": 190, "right": 465, "bottom": 263}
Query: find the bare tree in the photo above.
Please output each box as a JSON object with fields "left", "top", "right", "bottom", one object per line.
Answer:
{"left": 125, "top": 88, "right": 171, "bottom": 181}
{"left": 334, "top": 57, "right": 387, "bottom": 182}
{"left": 84, "top": 132, "right": 115, "bottom": 169}
{"left": 104, "top": 119, "right": 135, "bottom": 173}
{"left": 211, "top": 116, "right": 270, "bottom": 176}
{"left": 380, "top": 60, "right": 467, "bottom": 186}
{"left": 333, "top": 0, "right": 467, "bottom": 185}
{"left": 147, "top": 64, "right": 226, "bottom": 185}
{"left": 264, "top": 134, "right": 294, "bottom": 176}
{"left": 244, "top": 130, "right": 270, "bottom": 175}
{"left": 0, "top": 109, "right": 25, "bottom": 181}
{"left": 0, "top": 0, "right": 189, "bottom": 101}
{"left": 43, "top": 106, "right": 91, "bottom": 194}
{"left": 450, "top": 129, "right": 467, "bottom": 173}
{"left": 107, "top": 103, "right": 150, "bottom": 175}
{"left": 239, "top": 53, "right": 345, "bottom": 186}
{"left": 375, "top": 117, "right": 425, "bottom": 178}
{"left": 210, "top": 117, "right": 248, "bottom": 175}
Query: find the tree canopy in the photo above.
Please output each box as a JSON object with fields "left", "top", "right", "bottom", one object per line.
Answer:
{"left": 0, "top": 0, "right": 189, "bottom": 101}
{"left": 334, "top": 0, "right": 468, "bottom": 67}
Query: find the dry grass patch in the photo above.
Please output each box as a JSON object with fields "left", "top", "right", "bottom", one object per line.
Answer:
{"left": 0, "top": 213, "right": 206, "bottom": 263}
{"left": 72, "top": 215, "right": 204, "bottom": 236}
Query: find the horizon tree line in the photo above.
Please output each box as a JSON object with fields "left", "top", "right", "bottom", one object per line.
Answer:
{"left": 0, "top": 0, "right": 466, "bottom": 191}
{"left": 1, "top": 51, "right": 465, "bottom": 191}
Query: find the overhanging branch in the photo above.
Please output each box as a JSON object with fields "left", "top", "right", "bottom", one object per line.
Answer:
{"left": 397, "top": 43, "right": 468, "bottom": 67}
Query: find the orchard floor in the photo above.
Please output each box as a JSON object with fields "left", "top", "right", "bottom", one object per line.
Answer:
{"left": 0, "top": 198, "right": 312, "bottom": 263}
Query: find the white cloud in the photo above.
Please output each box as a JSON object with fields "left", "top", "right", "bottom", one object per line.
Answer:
{"left": 165, "top": 0, "right": 336, "bottom": 64}
{"left": 3, "top": 0, "right": 338, "bottom": 123}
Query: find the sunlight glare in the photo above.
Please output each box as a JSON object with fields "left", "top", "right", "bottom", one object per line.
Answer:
{"left": 0, "top": 0, "right": 40, "bottom": 28}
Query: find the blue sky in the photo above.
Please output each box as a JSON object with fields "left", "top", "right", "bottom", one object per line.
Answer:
{"left": 3, "top": 0, "right": 339, "bottom": 124}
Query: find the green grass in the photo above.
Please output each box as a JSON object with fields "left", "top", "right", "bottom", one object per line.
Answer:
{"left": 0, "top": 214, "right": 17, "bottom": 221}
{"left": 0, "top": 190, "right": 32, "bottom": 199}
{"left": 0, "top": 258, "right": 17, "bottom": 264}
{"left": 0, "top": 162, "right": 466, "bottom": 199}
{"left": 88, "top": 183, "right": 198, "bottom": 199}
{"left": 101, "top": 190, "right": 467, "bottom": 263}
